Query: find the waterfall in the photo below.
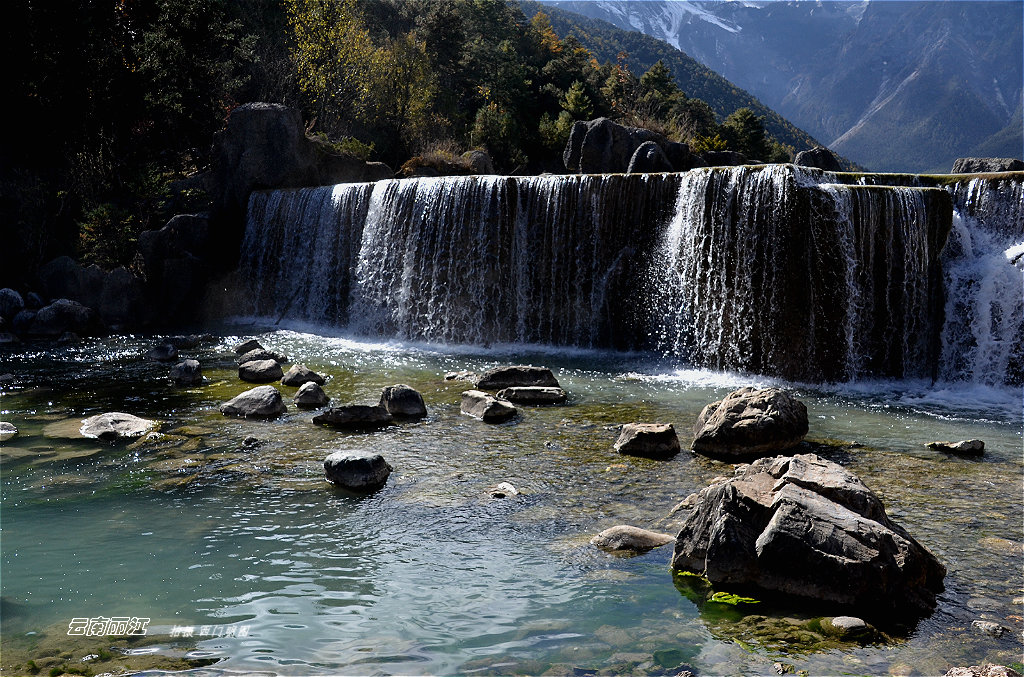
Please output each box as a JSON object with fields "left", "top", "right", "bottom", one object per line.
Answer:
{"left": 240, "top": 166, "right": 1022, "bottom": 386}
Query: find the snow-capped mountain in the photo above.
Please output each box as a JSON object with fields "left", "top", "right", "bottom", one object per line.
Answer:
{"left": 540, "top": 0, "right": 1023, "bottom": 173}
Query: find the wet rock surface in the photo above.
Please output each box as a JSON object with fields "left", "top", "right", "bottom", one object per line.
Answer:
{"left": 281, "top": 363, "right": 325, "bottom": 386}
{"left": 591, "top": 525, "right": 675, "bottom": 553}
{"left": 239, "top": 359, "right": 285, "bottom": 383}
{"left": 80, "top": 413, "right": 159, "bottom": 441}
{"left": 496, "top": 386, "right": 567, "bottom": 405}
{"left": 671, "top": 453, "right": 946, "bottom": 624}
{"left": 927, "top": 439, "right": 985, "bottom": 455}
{"left": 461, "top": 390, "right": 517, "bottom": 423}
{"left": 220, "top": 385, "right": 287, "bottom": 418}
{"left": 170, "top": 359, "right": 202, "bottom": 386}
{"left": 613, "top": 423, "right": 680, "bottom": 458}
{"left": 293, "top": 381, "right": 329, "bottom": 408}
{"left": 313, "top": 404, "right": 393, "bottom": 429}
{"left": 692, "top": 387, "right": 808, "bottom": 458}
{"left": 378, "top": 384, "right": 427, "bottom": 418}
{"left": 476, "top": 365, "right": 559, "bottom": 390}
{"left": 324, "top": 451, "right": 392, "bottom": 490}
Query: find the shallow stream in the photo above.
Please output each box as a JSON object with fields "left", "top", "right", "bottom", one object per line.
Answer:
{"left": 1, "top": 328, "right": 1021, "bottom": 676}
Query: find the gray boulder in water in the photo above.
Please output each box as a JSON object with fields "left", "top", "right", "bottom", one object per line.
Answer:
{"left": 220, "top": 385, "right": 287, "bottom": 418}
{"left": 378, "top": 384, "right": 427, "bottom": 418}
{"left": 293, "top": 381, "right": 329, "bottom": 408}
{"left": 313, "top": 405, "right": 393, "bottom": 429}
{"left": 324, "top": 451, "right": 392, "bottom": 491}
{"left": 170, "top": 359, "right": 202, "bottom": 386}
{"left": 461, "top": 390, "right": 517, "bottom": 423}
{"left": 80, "top": 412, "right": 159, "bottom": 441}
{"left": 692, "top": 387, "right": 808, "bottom": 459}
{"left": 233, "top": 338, "right": 264, "bottom": 355}
{"left": 239, "top": 359, "right": 284, "bottom": 383}
{"left": 591, "top": 525, "right": 675, "bottom": 553}
{"left": 476, "top": 365, "right": 559, "bottom": 390}
{"left": 0, "top": 288, "right": 25, "bottom": 321}
{"left": 564, "top": 118, "right": 666, "bottom": 174}
{"left": 671, "top": 453, "right": 946, "bottom": 623}
{"left": 613, "top": 423, "right": 680, "bottom": 459}
{"left": 495, "top": 386, "right": 567, "bottom": 405}
{"left": 237, "top": 348, "right": 287, "bottom": 365}
{"left": 280, "top": 363, "right": 324, "bottom": 386}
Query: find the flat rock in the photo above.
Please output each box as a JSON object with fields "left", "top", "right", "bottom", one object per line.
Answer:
{"left": 461, "top": 390, "right": 517, "bottom": 423}
{"left": 293, "top": 381, "right": 329, "bottom": 408}
{"left": 496, "top": 386, "right": 567, "bottom": 405}
{"left": 927, "top": 439, "right": 984, "bottom": 455}
{"left": 378, "top": 384, "right": 427, "bottom": 418}
{"left": 613, "top": 423, "right": 680, "bottom": 458}
{"left": 170, "top": 359, "right": 202, "bottom": 386}
{"left": 313, "top": 405, "right": 393, "bottom": 429}
{"left": 281, "top": 364, "right": 325, "bottom": 386}
{"left": 692, "top": 386, "right": 808, "bottom": 459}
{"left": 237, "top": 348, "right": 287, "bottom": 365}
{"left": 80, "top": 413, "right": 159, "bottom": 441}
{"left": 233, "top": 338, "right": 264, "bottom": 355}
{"left": 476, "top": 365, "right": 559, "bottom": 390}
{"left": 239, "top": 359, "right": 284, "bottom": 383}
{"left": 0, "top": 421, "right": 17, "bottom": 441}
{"left": 220, "top": 385, "right": 287, "bottom": 418}
{"left": 324, "top": 451, "right": 392, "bottom": 490}
{"left": 444, "top": 370, "right": 477, "bottom": 382}
{"left": 591, "top": 525, "right": 674, "bottom": 552}
{"left": 671, "top": 453, "right": 946, "bottom": 624}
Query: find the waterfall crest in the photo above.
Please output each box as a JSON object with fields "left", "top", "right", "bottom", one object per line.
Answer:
{"left": 240, "top": 166, "right": 1022, "bottom": 385}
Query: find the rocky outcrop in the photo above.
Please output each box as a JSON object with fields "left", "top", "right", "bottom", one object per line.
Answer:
{"left": 591, "top": 525, "right": 675, "bottom": 553}
{"left": 692, "top": 387, "right": 808, "bottom": 459}
{"left": 324, "top": 451, "right": 392, "bottom": 490}
{"left": 28, "top": 299, "right": 102, "bottom": 337}
{"left": 137, "top": 213, "right": 209, "bottom": 323}
{"left": 476, "top": 365, "right": 559, "bottom": 390}
{"left": 293, "top": 381, "right": 329, "bottom": 408}
{"left": 220, "top": 385, "right": 287, "bottom": 418}
{"left": 239, "top": 359, "right": 284, "bottom": 383}
{"left": 460, "top": 390, "right": 517, "bottom": 423}
{"left": 951, "top": 158, "right": 1024, "bottom": 173}
{"left": 613, "top": 423, "right": 680, "bottom": 458}
{"left": 794, "top": 146, "right": 842, "bottom": 172}
{"left": 80, "top": 413, "right": 159, "bottom": 441}
{"left": 627, "top": 141, "right": 673, "bottom": 174}
{"left": 313, "top": 405, "right": 393, "bottom": 429}
{"left": 671, "top": 454, "right": 946, "bottom": 623}
{"left": 0, "top": 288, "right": 24, "bottom": 321}
{"left": 170, "top": 359, "right": 203, "bottom": 386}
{"left": 281, "top": 364, "right": 325, "bottom": 387}
{"left": 495, "top": 386, "right": 567, "bottom": 405}
{"left": 378, "top": 384, "right": 427, "bottom": 418}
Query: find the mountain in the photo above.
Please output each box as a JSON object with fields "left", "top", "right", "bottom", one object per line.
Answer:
{"left": 520, "top": 1, "right": 845, "bottom": 164}
{"left": 539, "top": 0, "right": 1024, "bottom": 173}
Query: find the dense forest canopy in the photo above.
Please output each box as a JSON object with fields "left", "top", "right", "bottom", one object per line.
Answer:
{"left": 3, "top": 0, "right": 797, "bottom": 286}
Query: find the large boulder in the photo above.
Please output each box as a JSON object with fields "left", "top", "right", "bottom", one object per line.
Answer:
{"left": 324, "top": 451, "right": 392, "bottom": 491}
{"left": 794, "top": 146, "right": 842, "bottom": 172}
{"left": 239, "top": 359, "right": 284, "bottom": 383}
{"left": 293, "top": 381, "right": 329, "bottom": 408}
{"left": 627, "top": 141, "right": 674, "bottom": 174}
{"left": 233, "top": 338, "right": 264, "bottom": 355}
{"left": 476, "top": 365, "right": 559, "bottom": 390}
{"left": 36, "top": 257, "right": 145, "bottom": 328}
{"left": 692, "top": 387, "right": 808, "bottom": 459}
{"left": 564, "top": 118, "right": 666, "bottom": 174}
{"left": 495, "top": 386, "right": 567, "bottom": 405}
{"left": 0, "top": 288, "right": 25, "bottom": 321}
{"left": 461, "top": 390, "right": 517, "bottom": 423}
{"left": 28, "top": 299, "right": 101, "bottom": 337}
{"left": 462, "top": 149, "right": 494, "bottom": 175}
{"left": 220, "top": 385, "right": 287, "bottom": 418}
{"left": 280, "top": 364, "right": 325, "bottom": 386}
{"left": 951, "top": 158, "right": 1024, "bottom": 173}
{"left": 313, "top": 405, "right": 393, "bottom": 429}
{"left": 701, "top": 150, "right": 750, "bottom": 167}
{"left": 378, "top": 384, "right": 427, "bottom": 418}
{"left": 671, "top": 454, "right": 946, "bottom": 623}
{"left": 237, "top": 348, "right": 287, "bottom": 365}
{"left": 613, "top": 423, "right": 680, "bottom": 459}
{"left": 80, "top": 412, "right": 159, "bottom": 441}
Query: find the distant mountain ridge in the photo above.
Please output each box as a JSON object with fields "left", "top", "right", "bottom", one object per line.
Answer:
{"left": 540, "top": 0, "right": 1024, "bottom": 173}
{"left": 520, "top": 1, "right": 854, "bottom": 166}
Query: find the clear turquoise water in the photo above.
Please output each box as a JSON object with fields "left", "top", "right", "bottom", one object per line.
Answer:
{"left": 1, "top": 328, "right": 1021, "bottom": 675}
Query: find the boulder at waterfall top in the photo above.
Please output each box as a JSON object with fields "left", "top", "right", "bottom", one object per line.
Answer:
{"left": 220, "top": 385, "right": 287, "bottom": 418}
{"left": 324, "top": 451, "right": 392, "bottom": 491}
{"left": 312, "top": 405, "right": 393, "bottom": 429}
{"left": 239, "top": 359, "right": 285, "bottom": 383}
{"left": 80, "top": 413, "right": 159, "bottom": 441}
{"left": 671, "top": 454, "right": 946, "bottom": 623}
{"left": 378, "top": 384, "right": 427, "bottom": 419}
{"left": 692, "top": 387, "right": 809, "bottom": 459}
{"left": 461, "top": 390, "right": 517, "bottom": 423}
{"left": 794, "top": 146, "right": 842, "bottom": 172}
{"left": 613, "top": 423, "right": 680, "bottom": 459}
{"left": 476, "top": 366, "right": 560, "bottom": 390}
{"left": 951, "top": 158, "right": 1024, "bottom": 173}
{"left": 564, "top": 118, "right": 703, "bottom": 174}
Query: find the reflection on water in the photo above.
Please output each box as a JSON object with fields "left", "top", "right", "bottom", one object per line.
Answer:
{"left": 1, "top": 328, "right": 1021, "bottom": 675}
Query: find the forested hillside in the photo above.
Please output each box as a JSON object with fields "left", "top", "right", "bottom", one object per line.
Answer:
{"left": 4, "top": 0, "right": 825, "bottom": 288}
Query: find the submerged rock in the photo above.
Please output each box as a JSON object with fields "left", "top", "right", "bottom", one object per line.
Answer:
{"left": 927, "top": 439, "right": 984, "bottom": 455}
{"left": 239, "top": 359, "right": 284, "bottom": 383}
{"left": 671, "top": 453, "right": 946, "bottom": 624}
{"left": 281, "top": 363, "right": 325, "bottom": 386}
{"left": 613, "top": 423, "right": 680, "bottom": 458}
{"left": 378, "top": 384, "right": 427, "bottom": 418}
{"left": 495, "top": 386, "right": 567, "bottom": 405}
{"left": 293, "top": 381, "right": 329, "bottom": 408}
{"left": 692, "top": 387, "right": 808, "bottom": 459}
{"left": 461, "top": 390, "right": 517, "bottom": 423}
{"left": 0, "top": 421, "right": 17, "bottom": 441}
{"left": 324, "top": 451, "right": 392, "bottom": 490}
{"left": 170, "top": 359, "right": 202, "bottom": 386}
{"left": 476, "top": 365, "right": 559, "bottom": 390}
{"left": 591, "top": 525, "right": 674, "bottom": 553}
{"left": 220, "top": 385, "right": 287, "bottom": 418}
{"left": 312, "top": 405, "right": 393, "bottom": 429}
{"left": 80, "top": 413, "right": 159, "bottom": 441}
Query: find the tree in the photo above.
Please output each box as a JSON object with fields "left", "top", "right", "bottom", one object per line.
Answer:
{"left": 723, "top": 107, "right": 771, "bottom": 160}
